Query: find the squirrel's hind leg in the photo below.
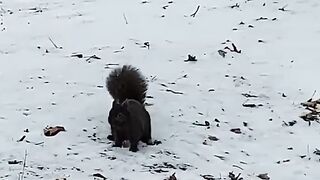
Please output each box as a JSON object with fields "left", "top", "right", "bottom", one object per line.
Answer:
{"left": 141, "top": 113, "right": 152, "bottom": 145}
{"left": 129, "top": 135, "right": 140, "bottom": 152}
{"left": 141, "top": 134, "right": 152, "bottom": 145}
{"left": 129, "top": 141, "right": 139, "bottom": 152}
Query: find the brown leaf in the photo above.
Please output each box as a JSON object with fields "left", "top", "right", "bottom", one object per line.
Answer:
{"left": 257, "top": 173, "right": 270, "bottom": 180}
{"left": 218, "top": 50, "right": 227, "bottom": 58}
{"left": 208, "top": 135, "right": 219, "bottom": 141}
{"left": 44, "top": 126, "right": 66, "bottom": 137}
{"left": 230, "top": 128, "right": 242, "bottom": 134}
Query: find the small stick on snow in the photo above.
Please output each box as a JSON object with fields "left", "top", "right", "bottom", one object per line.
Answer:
{"left": 232, "top": 164, "right": 244, "bottom": 170}
{"left": 48, "top": 37, "right": 62, "bottom": 49}
{"left": 166, "top": 89, "right": 184, "bottom": 95}
{"left": 17, "top": 135, "right": 26, "bottom": 142}
{"left": 214, "top": 155, "right": 225, "bottom": 160}
{"left": 190, "top": 5, "right": 200, "bottom": 17}
{"left": 123, "top": 13, "right": 128, "bottom": 24}
{"left": 308, "top": 90, "right": 317, "bottom": 101}
{"left": 85, "top": 55, "right": 101, "bottom": 62}
{"left": 19, "top": 150, "right": 27, "bottom": 180}
{"left": 278, "top": 4, "right": 288, "bottom": 11}
{"left": 231, "top": 43, "right": 241, "bottom": 53}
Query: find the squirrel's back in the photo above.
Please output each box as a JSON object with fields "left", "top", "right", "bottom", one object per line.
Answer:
{"left": 106, "top": 65, "right": 147, "bottom": 104}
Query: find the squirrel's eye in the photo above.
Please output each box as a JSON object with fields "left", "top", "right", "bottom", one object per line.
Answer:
{"left": 117, "top": 113, "right": 125, "bottom": 119}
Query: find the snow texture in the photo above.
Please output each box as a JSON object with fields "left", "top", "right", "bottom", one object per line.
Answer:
{"left": 1, "top": 0, "right": 320, "bottom": 179}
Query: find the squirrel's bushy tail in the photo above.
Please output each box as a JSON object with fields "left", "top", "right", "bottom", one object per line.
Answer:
{"left": 106, "top": 65, "right": 147, "bottom": 104}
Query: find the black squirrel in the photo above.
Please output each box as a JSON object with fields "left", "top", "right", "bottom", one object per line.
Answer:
{"left": 106, "top": 65, "right": 153, "bottom": 152}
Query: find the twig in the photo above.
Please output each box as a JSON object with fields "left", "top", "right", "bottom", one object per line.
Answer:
{"left": 48, "top": 37, "right": 62, "bottom": 49}
{"left": 231, "top": 43, "right": 241, "bottom": 53}
{"left": 230, "top": 3, "right": 240, "bottom": 9}
{"left": 214, "top": 155, "right": 225, "bottom": 160}
{"left": 166, "top": 89, "right": 184, "bottom": 95}
{"left": 17, "top": 135, "right": 26, "bottom": 142}
{"left": 256, "top": 17, "right": 268, "bottom": 21}
{"left": 25, "top": 140, "right": 44, "bottom": 146}
{"left": 308, "top": 90, "right": 317, "bottom": 101}
{"left": 232, "top": 164, "right": 244, "bottom": 170}
{"left": 123, "top": 13, "right": 128, "bottom": 24}
{"left": 104, "top": 63, "right": 119, "bottom": 69}
{"left": 242, "top": 103, "right": 263, "bottom": 108}
{"left": 192, "top": 121, "right": 210, "bottom": 127}
{"left": 307, "top": 144, "right": 311, "bottom": 160}
{"left": 224, "top": 43, "right": 241, "bottom": 53}
{"left": 190, "top": 5, "right": 200, "bottom": 17}
{"left": 278, "top": 4, "right": 288, "bottom": 11}
{"left": 242, "top": 93, "right": 258, "bottom": 98}
{"left": 20, "top": 150, "right": 27, "bottom": 180}
{"left": 85, "top": 55, "right": 101, "bottom": 62}
{"left": 48, "top": 37, "right": 58, "bottom": 48}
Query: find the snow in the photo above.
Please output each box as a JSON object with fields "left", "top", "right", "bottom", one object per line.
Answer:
{"left": 1, "top": 0, "right": 320, "bottom": 179}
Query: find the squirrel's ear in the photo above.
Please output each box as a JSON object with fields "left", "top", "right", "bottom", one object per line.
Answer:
{"left": 112, "top": 100, "right": 120, "bottom": 107}
{"left": 121, "top": 99, "right": 129, "bottom": 109}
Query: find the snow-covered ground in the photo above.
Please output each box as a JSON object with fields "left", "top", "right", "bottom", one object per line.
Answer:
{"left": 1, "top": 0, "right": 320, "bottom": 179}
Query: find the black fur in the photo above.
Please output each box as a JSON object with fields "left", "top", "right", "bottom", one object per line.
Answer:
{"left": 106, "top": 65, "right": 152, "bottom": 152}
{"left": 108, "top": 99, "right": 152, "bottom": 152}
{"left": 106, "top": 65, "right": 147, "bottom": 104}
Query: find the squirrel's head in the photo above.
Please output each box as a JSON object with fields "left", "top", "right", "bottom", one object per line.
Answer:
{"left": 108, "top": 101, "right": 130, "bottom": 129}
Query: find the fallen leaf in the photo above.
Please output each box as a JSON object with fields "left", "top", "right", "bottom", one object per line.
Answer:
{"left": 218, "top": 50, "right": 227, "bottom": 58}
{"left": 230, "top": 128, "right": 242, "bottom": 134}
{"left": 208, "top": 135, "right": 219, "bottom": 141}
{"left": 257, "top": 173, "right": 270, "bottom": 180}
{"left": 44, "top": 126, "right": 66, "bottom": 137}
